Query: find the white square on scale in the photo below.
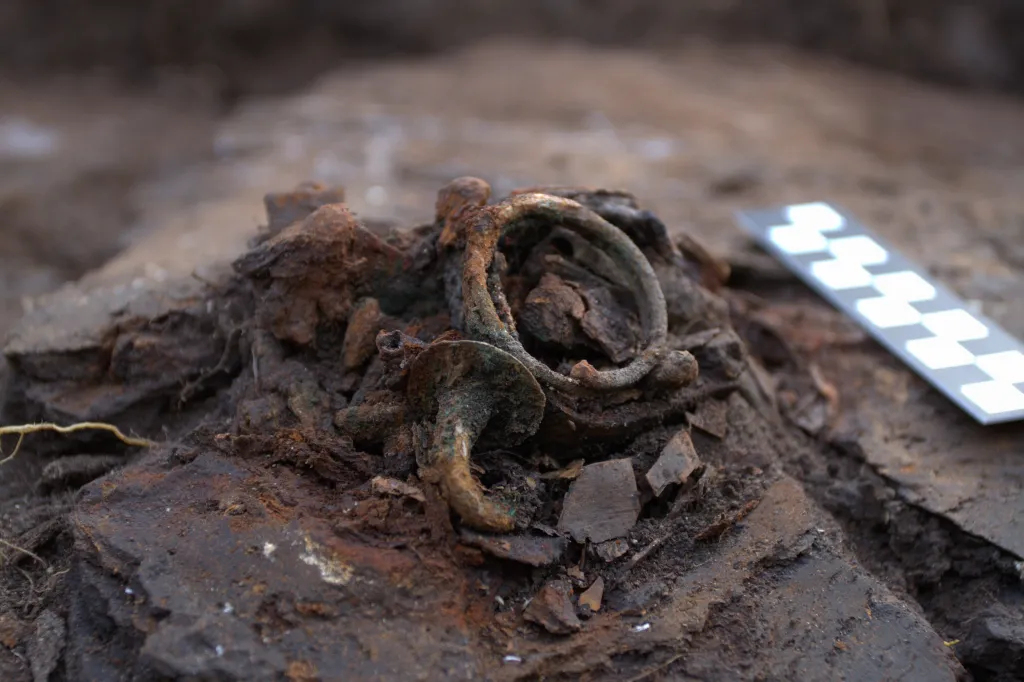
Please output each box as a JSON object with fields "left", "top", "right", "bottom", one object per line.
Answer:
{"left": 826, "top": 235, "right": 889, "bottom": 266}
{"left": 975, "top": 350, "right": 1024, "bottom": 384}
{"left": 870, "top": 270, "right": 936, "bottom": 302}
{"left": 961, "top": 380, "right": 1024, "bottom": 415}
{"left": 905, "top": 337, "right": 975, "bottom": 370}
{"left": 768, "top": 224, "right": 829, "bottom": 255}
{"left": 920, "top": 309, "right": 990, "bottom": 341}
{"left": 785, "top": 203, "right": 845, "bottom": 232}
{"left": 855, "top": 296, "right": 922, "bottom": 328}
{"left": 810, "top": 258, "right": 874, "bottom": 290}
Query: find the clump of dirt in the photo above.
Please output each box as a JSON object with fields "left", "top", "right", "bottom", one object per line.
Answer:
{"left": 0, "top": 180, "right": 966, "bottom": 681}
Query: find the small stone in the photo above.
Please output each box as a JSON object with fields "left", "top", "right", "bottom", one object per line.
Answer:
{"left": 578, "top": 577, "right": 604, "bottom": 613}
{"left": 558, "top": 459, "right": 640, "bottom": 543}
{"left": 646, "top": 429, "right": 701, "bottom": 497}
{"left": 523, "top": 580, "right": 581, "bottom": 635}
{"left": 593, "top": 538, "right": 630, "bottom": 562}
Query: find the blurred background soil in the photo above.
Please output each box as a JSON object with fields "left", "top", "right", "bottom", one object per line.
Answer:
{"left": 9, "top": 6, "right": 1024, "bottom": 342}
{"left": 3, "top": 0, "right": 1024, "bottom": 339}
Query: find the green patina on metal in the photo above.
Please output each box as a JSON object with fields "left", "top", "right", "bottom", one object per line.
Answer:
{"left": 458, "top": 192, "right": 669, "bottom": 394}
{"left": 406, "top": 340, "right": 545, "bottom": 532}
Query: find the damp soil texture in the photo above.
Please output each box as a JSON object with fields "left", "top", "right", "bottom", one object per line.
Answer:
{"left": 2, "top": 43, "right": 1024, "bottom": 682}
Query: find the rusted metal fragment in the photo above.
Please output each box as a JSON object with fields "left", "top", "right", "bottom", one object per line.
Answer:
{"left": 539, "top": 382, "right": 736, "bottom": 452}
{"left": 508, "top": 186, "right": 678, "bottom": 263}
{"left": 235, "top": 204, "right": 412, "bottom": 346}
{"left": 523, "top": 580, "right": 581, "bottom": 635}
{"left": 523, "top": 226, "right": 634, "bottom": 290}
{"left": 263, "top": 182, "right": 346, "bottom": 236}
{"left": 646, "top": 429, "right": 700, "bottom": 497}
{"left": 517, "top": 274, "right": 586, "bottom": 351}
{"left": 436, "top": 176, "right": 490, "bottom": 250}
{"left": 558, "top": 459, "right": 640, "bottom": 543}
{"left": 342, "top": 298, "right": 385, "bottom": 371}
{"left": 458, "top": 530, "right": 567, "bottom": 567}
{"left": 507, "top": 185, "right": 733, "bottom": 336}
{"left": 4, "top": 174, "right": 971, "bottom": 681}
{"left": 457, "top": 189, "right": 668, "bottom": 394}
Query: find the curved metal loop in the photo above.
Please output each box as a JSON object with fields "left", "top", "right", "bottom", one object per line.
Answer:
{"left": 460, "top": 193, "right": 669, "bottom": 393}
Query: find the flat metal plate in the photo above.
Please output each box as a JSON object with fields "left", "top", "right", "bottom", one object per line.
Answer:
{"left": 736, "top": 202, "right": 1024, "bottom": 425}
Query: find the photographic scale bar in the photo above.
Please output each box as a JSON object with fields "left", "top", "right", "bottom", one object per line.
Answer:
{"left": 735, "top": 202, "right": 1024, "bottom": 425}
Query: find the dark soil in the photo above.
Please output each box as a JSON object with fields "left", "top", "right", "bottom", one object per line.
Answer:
{"left": 0, "top": 176, "right": 973, "bottom": 681}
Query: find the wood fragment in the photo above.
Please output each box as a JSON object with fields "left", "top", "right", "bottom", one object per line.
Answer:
{"left": 621, "top": 533, "right": 674, "bottom": 576}
{"left": 695, "top": 499, "right": 761, "bottom": 542}
{"left": 578, "top": 576, "right": 604, "bottom": 612}
{"left": 459, "top": 530, "right": 567, "bottom": 567}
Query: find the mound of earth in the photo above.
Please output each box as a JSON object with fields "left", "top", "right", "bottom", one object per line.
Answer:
{"left": 0, "top": 180, "right": 965, "bottom": 681}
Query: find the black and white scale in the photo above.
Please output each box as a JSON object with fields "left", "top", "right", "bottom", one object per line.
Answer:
{"left": 736, "top": 202, "right": 1024, "bottom": 425}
